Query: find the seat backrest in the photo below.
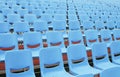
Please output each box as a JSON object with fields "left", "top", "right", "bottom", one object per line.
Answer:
{"left": 68, "top": 14, "right": 78, "bottom": 21}
{"left": 113, "top": 29, "right": 120, "bottom": 41}
{"left": 14, "top": 22, "right": 29, "bottom": 32}
{"left": 7, "top": 14, "right": 20, "bottom": 24}
{"left": 24, "top": 14, "right": 37, "bottom": 23}
{"left": 39, "top": 47, "right": 65, "bottom": 76}
{"left": 54, "top": 14, "right": 66, "bottom": 21}
{"left": 46, "top": 31, "right": 65, "bottom": 48}
{"left": 68, "top": 31, "right": 84, "bottom": 45}
{"left": 100, "top": 29, "right": 112, "bottom": 44}
{"left": 0, "top": 22, "right": 10, "bottom": 33}
{"left": 82, "top": 21, "right": 94, "bottom": 30}
{"left": 110, "top": 41, "right": 120, "bottom": 62}
{"left": 53, "top": 20, "right": 66, "bottom": 32}
{"left": 92, "top": 42, "right": 110, "bottom": 65}
{"left": 5, "top": 50, "right": 35, "bottom": 77}
{"left": 68, "top": 20, "right": 80, "bottom": 31}
{"left": 106, "top": 20, "right": 115, "bottom": 30}
{"left": 0, "top": 33, "right": 18, "bottom": 51}
{"left": 67, "top": 44, "right": 89, "bottom": 70}
{"left": 33, "top": 21, "right": 48, "bottom": 32}
{"left": 100, "top": 67, "right": 120, "bottom": 77}
{"left": 95, "top": 20, "right": 105, "bottom": 30}
{"left": 23, "top": 32, "right": 43, "bottom": 50}
{"left": 85, "top": 30, "right": 99, "bottom": 47}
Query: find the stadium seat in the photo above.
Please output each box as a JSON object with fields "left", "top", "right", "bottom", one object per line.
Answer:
{"left": 92, "top": 42, "right": 120, "bottom": 70}
{"left": 110, "top": 41, "right": 120, "bottom": 65}
{"left": 39, "top": 46, "right": 86, "bottom": 77}
{"left": 0, "top": 33, "right": 18, "bottom": 61}
{"left": 23, "top": 32, "right": 43, "bottom": 57}
{"left": 112, "top": 29, "right": 120, "bottom": 41}
{"left": 67, "top": 44, "right": 101, "bottom": 76}
{"left": 53, "top": 20, "right": 67, "bottom": 38}
{"left": 68, "top": 20, "right": 80, "bottom": 31}
{"left": 0, "top": 22, "right": 10, "bottom": 33}
{"left": 46, "top": 31, "right": 66, "bottom": 53}
{"left": 14, "top": 22, "right": 30, "bottom": 41}
{"left": 68, "top": 31, "right": 84, "bottom": 45}
{"left": 33, "top": 21, "right": 48, "bottom": 39}
{"left": 5, "top": 50, "right": 36, "bottom": 77}
{"left": 100, "top": 29, "right": 113, "bottom": 47}
{"left": 100, "top": 67, "right": 120, "bottom": 77}
{"left": 84, "top": 30, "right": 99, "bottom": 49}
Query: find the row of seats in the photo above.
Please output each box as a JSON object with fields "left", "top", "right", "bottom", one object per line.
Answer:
{"left": 4, "top": 42, "right": 120, "bottom": 77}
{"left": 0, "top": 29, "right": 120, "bottom": 61}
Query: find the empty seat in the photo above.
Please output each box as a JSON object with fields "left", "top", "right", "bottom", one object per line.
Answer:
{"left": 92, "top": 42, "right": 119, "bottom": 70}
{"left": 110, "top": 41, "right": 120, "bottom": 65}
{"left": 5, "top": 50, "right": 36, "bottom": 77}
{"left": 100, "top": 29, "right": 112, "bottom": 47}
{"left": 7, "top": 14, "right": 21, "bottom": 24}
{"left": 24, "top": 14, "right": 37, "bottom": 25}
{"left": 67, "top": 44, "right": 101, "bottom": 76}
{"left": 39, "top": 46, "right": 89, "bottom": 77}
{"left": 46, "top": 31, "right": 66, "bottom": 53}
{"left": 82, "top": 21, "right": 94, "bottom": 30}
{"left": 95, "top": 20, "right": 105, "bottom": 31}
{"left": 0, "top": 22, "right": 10, "bottom": 33}
{"left": 0, "top": 33, "right": 18, "bottom": 61}
{"left": 23, "top": 32, "right": 43, "bottom": 57}
{"left": 68, "top": 31, "right": 84, "bottom": 45}
{"left": 113, "top": 29, "right": 120, "bottom": 41}
{"left": 100, "top": 67, "right": 120, "bottom": 77}
{"left": 53, "top": 20, "right": 67, "bottom": 38}
{"left": 84, "top": 30, "right": 99, "bottom": 48}
{"left": 54, "top": 14, "right": 66, "bottom": 21}
{"left": 68, "top": 20, "right": 80, "bottom": 31}
{"left": 33, "top": 21, "right": 48, "bottom": 39}
{"left": 14, "top": 22, "right": 29, "bottom": 41}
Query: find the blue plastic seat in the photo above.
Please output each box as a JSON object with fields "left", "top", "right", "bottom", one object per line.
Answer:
{"left": 112, "top": 29, "right": 120, "bottom": 41}
{"left": 39, "top": 47, "right": 83, "bottom": 77}
{"left": 84, "top": 30, "right": 99, "bottom": 49}
{"left": 7, "top": 14, "right": 21, "bottom": 25}
{"left": 68, "top": 20, "right": 80, "bottom": 31}
{"left": 14, "top": 22, "right": 30, "bottom": 41}
{"left": 23, "top": 32, "right": 43, "bottom": 57}
{"left": 116, "top": 21, "right": 120, "bottom": 29}
{"left": 40, "top": 14, "right": 53, "bottom": 27}
{"left": 68, "top": 31, "right": 84, "bottom": 46}
{"left": 53, "top": 20, "right": 67, "bottom": 38}
{"left": 0, "top": 33, "right": 18, "bottom": 61}
{"left": 55, "top": 10, "right": 66, "bottom": 14}
{"left": 110, "top": 41, "right": 120, "bottom": 65}
{"left": 95, "top": 20, "right": 105, "bottom": 31}
{"left": 100, "top": 67, "right": 120, "bottom": 77}
{"left": 46, "top": 31, "right": 66, "bottom": 53}
{"left": 54, "top": 14, "right": 66, "bottom": 21}
{"left": 24, "top": 14, "right": 37, "bottom": 26}
{"left": 68, "top": 14, "right": 78, "bottom": 21}
{"left": 2, "top": 8, "right": 14, "bottom": 17}
{"left": 92, "top": 42, "right": 119, "bottom": 70}
{"left": 5, "top": 50, "right": 36, "bottom": 77}
{"left": 32, "top": 9, "right": 42, "bottom": 18}
{"left": 106, "top": 20, "right": 115, "bottom": 30}
{"left": 67, "top": 44, "right": 101, "bottom": 76}
{"left": 82, "top": 21, "right": 94, "bottom": 30}
{"left": 0, "top": 14, "right": 5, "bottom": 22}
{"left": 33, "top": 21, "right": 48, "bottom": 39}
{"left": 0, "top": 22, "right": 10, "bottom": 33}
{"left": 100, "top": 29, "right": 112, "bottom": 47}
{"left": 18, "top": 9, "right": 28, "bottom": 18}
